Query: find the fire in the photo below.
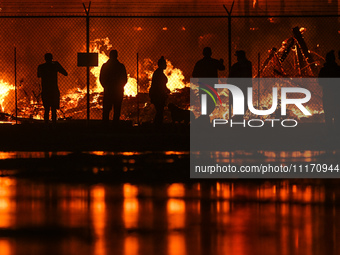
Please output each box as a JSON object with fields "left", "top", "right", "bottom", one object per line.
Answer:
{"left": 164, "top": 60, "right": 190, "bottom": 92}
{"left": 0, "top": 80, "right": 14, "bottom": 113}
{"left": 144, "top": 58, "right": 190, "bottom": 93}
{"left": 90, "top": 42, "right": 109, "bottom": 92}
{"left": 125, "top": 75, "right": 138, "bottom": 97}
{"left": 90, "top": 38, "right": 138, "bottom": 97}
{"left": 28, "top": 38, "right": 188, "bottom": 120}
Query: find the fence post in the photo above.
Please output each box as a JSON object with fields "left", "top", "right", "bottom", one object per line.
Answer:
{"left": 14, "top": 47, "right": 17, "bottom": 124}
{"left": 223, "top": 1, "right": 234, "bottom": 119}
{"left": 83, "top": 2, "right": 91, "bottom": 122}
{"left": 137, "top": 53, "right": 140, "bottom": 126}
{"left": 258, "top": 52, "right": 260, "bottom": 108}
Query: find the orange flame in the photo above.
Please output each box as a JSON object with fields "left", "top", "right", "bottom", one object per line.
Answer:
{"left": 0, "top": 80, "right": 14, "bottom": 113}
{"left": 90, "top": 38, "right": 138, "bottom": 97}
{"left": 144, "top": 58, "right": 190, "bottom": 93}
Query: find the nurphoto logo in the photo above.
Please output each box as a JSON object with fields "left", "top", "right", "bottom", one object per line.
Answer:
{"left": 198, "top": 80, "right": 312, "bottom": 128}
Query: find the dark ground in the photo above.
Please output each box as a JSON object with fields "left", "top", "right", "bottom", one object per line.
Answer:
{"left": 0, "top": 121, "right": 338, "bottom": 151}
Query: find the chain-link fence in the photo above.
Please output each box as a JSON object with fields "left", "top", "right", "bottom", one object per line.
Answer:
{"left": 230, "top": 16, "right": 338, "bottom": 122}
{"left": 0, "top": 15, "right": 338, "bottom": 123}
{"left": 0, "top": 17, "right": 86, "bottom": 121}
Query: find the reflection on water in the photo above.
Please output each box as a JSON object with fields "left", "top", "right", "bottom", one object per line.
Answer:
{"left": 193, "top": 150, "right": 340, "bottom": 164}
{"left": 91, "top": 185, "right": 106, "bottom": 255}
{"left": 0, "top": 151, "right": 72, "bottom": 159}
{"left": 2, "top": 150, "right": 335, "bottom": 162}
{"left": 0, "top": 150, "right": 338, "bottom": 254}
{"left": 0, "top": 178, "right": 338, "bottom": 255}
{"left": 123, "top": 184, "right": 139, "bottom": 229}
{"left": 0, "top": 178, "right": 16, "bottom": 228}
{"left": 0, "top": 151, "right": 190, "bottom": 160}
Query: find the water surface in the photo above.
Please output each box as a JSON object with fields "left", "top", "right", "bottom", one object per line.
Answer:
{"left": 0, "top": 177, "right": 338, "bottom": 255}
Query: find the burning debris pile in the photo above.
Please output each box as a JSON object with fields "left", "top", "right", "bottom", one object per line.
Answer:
{"left": 246, "top": 27, "right": 324, "bottom": 122}
{"left": 0, "top": 24, "right": 330, "bottom": 124}
{"left": 190, "top": 26, "right": 326, "bottom": 122}
{"left": 0, "top": 80, "right": 16, "bottom": 122}
{"left": 259, "top": 27, "right": 323, "bottom": 78}
{"left": 0, "top": 80, "right": 15, "bottom": 113}
{"left": 0, "top": 38, "right": 190, "bottom": 123}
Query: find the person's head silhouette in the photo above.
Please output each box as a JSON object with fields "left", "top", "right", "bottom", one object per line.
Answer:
{"left": 110, "top": 50, "right": 118, "bottom": 60}
{"left": 326, "top": 50, "right": 336, "bottom": 63}
{"left": 44, "top": 53, "right": 53, "bottom": 63}
{"left": 203, "top": 47, "right": 212, "bottom": 58}
{"left": 235, "top": 50, "right": 246, "bottom": 62}
{"left": 158, "top": 56, "right": 166, "bottom": 70}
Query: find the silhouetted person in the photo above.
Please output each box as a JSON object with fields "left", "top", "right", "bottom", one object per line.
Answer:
{"left": 149, "top": 56, "right": 170, "bottom": 126}
{"left": 193, "top": 47, "right": 225, "bottom": 78}
{"left": 229, "top": 50, "right": 252, "bottom": 121}
{"left": 100, "top": 50, "right": 127, "bottom": 125}
{"left": 192, "top": 47, "right": 225, "bottom": 117}
{"left": 37, "top": 53, "right": 68, "bottom": 124}
{"left": 318, "top": 50, "right": 340, "bottom": 130}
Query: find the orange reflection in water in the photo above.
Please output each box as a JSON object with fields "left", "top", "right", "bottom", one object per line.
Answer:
{"left": 0, "top": 178, "right": 15, "bottom": 255}
{"left": 167, "top": 183, "right": 186, "bottom": 229}
{"left": 124, "top": 236, "right": 139, "bottom": 255}
{"left": 0, "top": 151, "right": 71, "bottom": 159}
{"left": 91, "top": 185, "right": 106, "bottom": 255}
{"left": 216, "top": 206, "right": 249, "bottom": 255}
{"left": 123, "top": 184, "right": 139, "bottom": 229}
{"left": 90, "top": 151, "right": 143, "bottom": 156}
{"left": 216, "top": 201, "right": 230, "bottom": 214}
{"left": 123, "top": 183, "right": 138, "bottom": 198}
{"left": 253, "top": 182, "right": 326, "bottom": 203}
{"left": 0, "top": 178, "right": 16, "bottom": 228}
{"left": 0, "top": 152, "right": 17, "bottom": 160}
{"left": 257, "top": 183, "right": 276, "bottom": 201}
{"left": 258, "top": 150, "right": 331, "bottom": 162}
{"left": 167, "top": 198, "right": 185, "bottom": 229}
{"left": 304, "top": 186, "right": 312, "bottom": 202}
{"left": 60, "top": 187, "right": 88, "bottom": 227}
{"left": 303, "top": 206, "right": 313, "bottom": 255}
{"left": 168, "top": 233, "right": 186, "bottom": 255}
{"left": 0, "top": 239, "right": 11, "bottom": 255}
{"left": 212, "top": 183, "right": 234, "bottom": 200}
{"left": 208, "top": 150, "right": 336, "bottom": 164}
{"left": 164, "top": 151, "right": 189, "bottom": 156}
{"left": 214, "top": 182, "right": 232, "bottom": 199}
{"left": 167, "top": 183, "right": 185, "bottom": 198}
{"left": 280, "top": 203, "right": 289, "bottom": 255}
